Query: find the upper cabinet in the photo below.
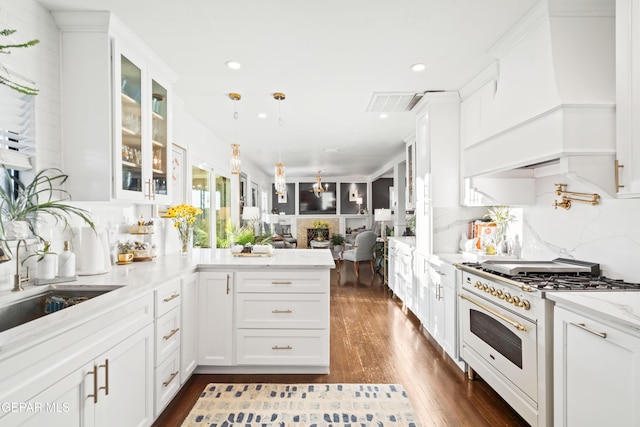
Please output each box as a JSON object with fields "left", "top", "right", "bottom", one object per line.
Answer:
{"left": 53, "top": 11, "right": 176, "bottom": 202}
{"left": 615, "top": 0, "right": 640, "bottom": 197}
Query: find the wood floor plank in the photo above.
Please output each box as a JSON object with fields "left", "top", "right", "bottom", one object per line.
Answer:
{"left": 153, "top": 265, "right": 529, "bottom": 427}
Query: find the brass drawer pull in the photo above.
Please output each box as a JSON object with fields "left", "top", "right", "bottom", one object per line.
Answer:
{"left": 571, "top": 322, "right": 607, "bottom": 339}
{"left": 87, "top": 365, "right": 98, "bottom": 403}
{"left": 163, "top": 293, "right": 180, "bottom": 303}
{"left": 163, "top": 328, "right": 180, "bottom": 340}
{"left": 271, "top": 281, "right": 292, "bottom": 285}
{"left": 99, "top": 359, "right": 109, "bottom": 396}
{"left": 163, "top": 370, "right": 179, "bottom": 387}
{"left": 272, "top": 345, "right": 293, "bottom": 350}
{"left": 272, "top": 309, "right": 292, "bottom": 314}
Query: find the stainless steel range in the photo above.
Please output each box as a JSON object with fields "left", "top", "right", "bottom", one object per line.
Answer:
{"left": 455, "top": 259, "right": 640, "bottom": 427}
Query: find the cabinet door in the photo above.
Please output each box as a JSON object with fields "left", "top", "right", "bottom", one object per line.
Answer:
{"left": 180, "top": 273, "right": 198, "bottom": 383}
{"left": 428, "top": 268, "right": 445, "bottom": 343}
{"left": 149, "top": 77, "right": 171, "bottom": 202}
{"left": 554, "top": 306, "right": 640, "bottom": 427}
{"left": 0, "top": 362, "right": 93, "bottom": 427}
{"left": 198, "top": 272, "right": 234, "bottom": 365}
{"left": 415, "top": 253, "right": 430, "bottom": 327}
{"left": 616, "top": 0, "right": 640, "bottom": 197}
{"left": 94, "top": 323, "right": 154, "bottom": 427}
{"left": 115, "top": 44, "right": 146, "bottom": 201}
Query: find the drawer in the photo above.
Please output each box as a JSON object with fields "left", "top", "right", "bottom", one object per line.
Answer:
{"left": 236, "top": 329, "right": 329, "bottom": 366}
{"left": 236, "top": 293, "right": 329, "bottom": 329}
{"left": 155, "top": 307, "right": 181, "bottom": 365}
{"left": 235, "top": 270, "right": 328, "bottom": 293}
{"left": 155, "top": 279, "right": 181, "bottom": 317}
{"left": 154, "top": 349, "right": 181, "bottom": 417}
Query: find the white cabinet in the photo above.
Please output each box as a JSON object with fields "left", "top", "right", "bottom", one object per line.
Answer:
{"left": 413, "top": 93, "right": 460, "bottom": 254}
{"left": 180, "top": 273, "right": 198, "bottom": 383}
{"left": 405, "top": 138, "right": 416, "bottom": 210}
{"left": 415, "top": 253, "right": 430, "bottom": 326}
{"left": 53, "top": 11, "right": 175, "bottom": 203}
{"left": 427, "top": 259, "right": 457, "bottom": 360}
{"left": 198, "top": 272, "right": 234, "bottom": 366}
{"left": 388, "top": 238, "right": 416, "bottom": 314}
{"left": 615, "top": 0, "right": 640, "bottom": 197}
{"left": 93, "top": 324, "right": 154, "bottom": 427}
{"left": 153, "top": 279, "right": 182, "bottom": 416}
{"left": 0, "top": 294, "right": 155, "bottom": 427}
{"left": 234, "top": 270, "right": 330, "bottom": 370}
{"left": 554, "top": 305, "right": 640, "bottom": 427}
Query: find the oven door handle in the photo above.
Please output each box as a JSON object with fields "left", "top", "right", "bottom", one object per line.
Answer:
{"left": 459, "top": 293, "right": 528, "bottom": 332}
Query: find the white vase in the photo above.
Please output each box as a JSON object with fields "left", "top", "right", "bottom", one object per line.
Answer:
{"left": 4, "top": 221, "right": 30, "bottom": 240}
{"left": 36, "top": 253, "right": 58, "bottom": 280}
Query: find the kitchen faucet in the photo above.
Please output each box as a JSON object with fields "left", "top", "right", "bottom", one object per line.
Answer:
{"left": 11, "top": 239, "right": 30, "bottom": 292}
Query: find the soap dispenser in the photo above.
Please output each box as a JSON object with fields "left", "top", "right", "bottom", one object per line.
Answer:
{"left": 58, "top": 240, "right": 76, "bottom": 278}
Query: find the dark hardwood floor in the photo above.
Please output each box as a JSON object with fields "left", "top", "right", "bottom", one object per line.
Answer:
{"left": 153, "top": 262, "right": 529, "bottom": 427}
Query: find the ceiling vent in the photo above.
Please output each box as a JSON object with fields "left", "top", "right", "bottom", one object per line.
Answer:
{"left": 366, "top": 91, "right": 425, "bottom": 113}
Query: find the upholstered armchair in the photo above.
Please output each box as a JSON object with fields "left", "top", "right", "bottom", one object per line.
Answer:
{"left": 340, "top": 230, "right": 377, "bottom": 279}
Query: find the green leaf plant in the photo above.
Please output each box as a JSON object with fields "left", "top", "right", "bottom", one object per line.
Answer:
{"left": 0, "top": 29, "right": 40, "bottom": 95}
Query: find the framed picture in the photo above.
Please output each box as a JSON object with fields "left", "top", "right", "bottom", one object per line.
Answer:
{"left": 349, "top": 189, "right": 359, "bottom": 201}
{"left": 251, "top": 182, "right": 259, "bottom": 207}
{"left": 278, "top": 190, "right": 288, "bottom": 203}
{"left": 171, "top": 143, "right": 187, "bottom": 204}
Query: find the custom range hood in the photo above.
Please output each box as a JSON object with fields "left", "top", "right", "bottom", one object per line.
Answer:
{"left": 462, "top": 0, "right": 616, "bottom": 203}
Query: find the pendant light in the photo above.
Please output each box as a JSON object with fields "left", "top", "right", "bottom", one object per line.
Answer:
{"left": 229, "top": 93, "right": 241, "bottom": 174}
{"left": 312, "top": 170, "right": 328, "bottom": 198}
{"left": 273, "top": 92, "right": 287, "bottom": 194}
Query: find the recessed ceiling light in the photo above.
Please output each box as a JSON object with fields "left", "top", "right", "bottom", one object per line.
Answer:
{"left": 258, "top": 113, "right": 267, "bottom": 119}
{"left": 411, "top": 63, "right": 426, "bottom": 72}
{"left": 324, "top": 148, "right": 339, "bottom": 153}
{"left": 379, "top": 113, "right": 388, "bottom": 119}
{"left": 225, "top": 60, "right": 241, "bottom": 70}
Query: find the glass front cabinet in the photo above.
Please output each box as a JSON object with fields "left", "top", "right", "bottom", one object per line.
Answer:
{"left": 54, "top": 11, "right": 175, "bottom": 203}
{"left": 116, "top": 46, "right": 171, "bottom": 202}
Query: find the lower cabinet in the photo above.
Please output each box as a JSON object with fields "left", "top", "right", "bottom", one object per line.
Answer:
{"left": 0, "top": 310, "right": 154, "bottom": 427}
{"left": 554, "top": 305, "right": 640, "bottom": 427}
{"left": 427, "top": 259, "right": 457, "bottom": 360}
{"left": 153, "top": 279, "right": 182, "bottom": 417}
{"left": 180, "top": 272, "right": 198, "bottom": 382}
{"left": 198, "top": 271, "right": 234, "bottom": 365}
{"left": 234, "top": 270, "right": 330, "bottom": 371}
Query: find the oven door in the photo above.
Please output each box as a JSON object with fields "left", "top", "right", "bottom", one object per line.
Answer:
{"left": 459, "top": 291, "right": 538, "bottom": 401}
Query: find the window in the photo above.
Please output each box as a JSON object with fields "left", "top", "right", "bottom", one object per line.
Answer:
{"left": 0, "top": 82, "right": 35, "bottom": 170}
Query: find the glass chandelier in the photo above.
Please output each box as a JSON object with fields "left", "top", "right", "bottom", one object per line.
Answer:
{"left": 273, "top": 92, "right": 286, "bottom": 193}
{"left": 312, "top": 170, "right": 328, "bottom": 198}
{"left": 274, "top": 163, "right": 286, "bottom": 194}
{"left": 230, "top": 143, "right": 241, "bottom": 175}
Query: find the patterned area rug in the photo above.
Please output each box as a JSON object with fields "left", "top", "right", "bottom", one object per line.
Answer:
{"left": 181, "top": 383, "right": 421, "bottom": 426}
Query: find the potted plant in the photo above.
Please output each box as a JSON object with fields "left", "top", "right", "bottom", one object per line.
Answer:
{"left": 0, "top": 167, "right": 95, "bottom": 242}
{"left": 23, "top": 240, "right": 57, "bottom": 280}
{"left": 312, "top": 220, "right": 330, "bottom": 241}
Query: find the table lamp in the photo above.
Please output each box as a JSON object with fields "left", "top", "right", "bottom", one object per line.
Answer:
{"left": 374, "top": 208, "right": 393, "bottom": 239}
{"left": 356, "top": 197, "right": 363, "bottom": 214}
{"left": 267, "top": 214, "right": 279, "bottom": 236}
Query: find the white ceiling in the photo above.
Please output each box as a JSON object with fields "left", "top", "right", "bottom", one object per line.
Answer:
{"left": 39, "top": 0, "right": 537, "bottom": 179}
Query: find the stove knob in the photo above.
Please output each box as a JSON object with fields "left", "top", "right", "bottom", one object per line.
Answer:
{"left": 503, "top": 292, "right": 511, "bottom": 301}
{"left": 475, "top": 281, "right": 483, "bottom": 289}
{"left": 488, "top": 286, "right": 496, "bottom": 294}
{"left": 493, "top": 289, "right": 503, "bottom": 298}
{"left": 482, "top": 284, "right": 489, "bottom": 291}
{"left": 511, "top": 296, "right": 520, "bottom": 306}
{"left": 519, "top": 300, "right": 531, "bottom": 310}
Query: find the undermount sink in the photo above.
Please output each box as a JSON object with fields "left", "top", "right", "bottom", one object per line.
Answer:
{"left": 0, "top": 285, "right": 122, "bottom": 334}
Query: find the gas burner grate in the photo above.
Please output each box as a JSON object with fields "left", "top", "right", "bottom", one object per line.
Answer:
{"left": 510, "top": 274, "right": 640, "bottom": 291}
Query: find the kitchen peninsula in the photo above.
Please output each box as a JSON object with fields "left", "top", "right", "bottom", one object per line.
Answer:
{"left": 0, "top": 249, "right": 335, "bottom": 426}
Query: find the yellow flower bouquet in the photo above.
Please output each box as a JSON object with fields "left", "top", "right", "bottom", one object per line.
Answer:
{"left": 166, "top": 204, "right": 203, "bottom": 254}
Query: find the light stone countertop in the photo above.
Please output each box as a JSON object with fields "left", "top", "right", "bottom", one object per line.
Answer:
{"left": 0, "top": 248, "right": 335, "bottom": 354}
{"left": 547, "top": 292, "right": 640, "bottom": 334}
